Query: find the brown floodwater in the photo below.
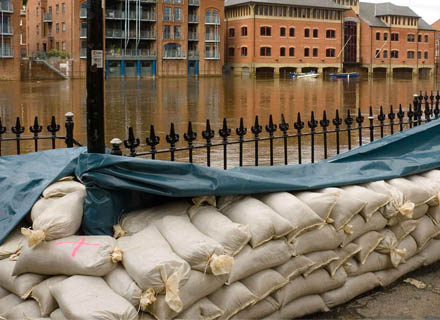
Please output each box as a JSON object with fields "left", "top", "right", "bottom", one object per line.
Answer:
{"left": 0, "top": 75, "right": 439, "bottom": 167}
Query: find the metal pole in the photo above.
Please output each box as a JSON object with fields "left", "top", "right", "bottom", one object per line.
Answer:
{"left": 87, "top": 0, "right": 105, "bottom": 153}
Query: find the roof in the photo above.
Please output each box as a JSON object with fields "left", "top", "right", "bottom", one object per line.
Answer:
{"left": 224, "top": 0, "right": 348, "bottom": 10}
{"left": 373, "top": 2, "right": 420, "bottom": 18}
{"left": 432, "top": 18, "right": 440, "bottom": 31}
{"left": 359, "top": 2, "right": 388, "bottom": 28}
{"left": 419, "top": 19, "right": 436, "bottom": 31}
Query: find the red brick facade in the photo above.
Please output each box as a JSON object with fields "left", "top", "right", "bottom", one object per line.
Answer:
{"left": 433, "top": 19, "right": 440, "bottom": 76}
{"left": 0, "top": 0, "right": 21, "bottom": 80}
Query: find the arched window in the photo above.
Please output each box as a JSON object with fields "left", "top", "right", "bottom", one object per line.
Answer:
{"left": 206, "top": 9, "right": 220, "bottom": 24}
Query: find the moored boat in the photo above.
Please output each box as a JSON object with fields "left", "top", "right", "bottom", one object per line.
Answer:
{"left": 289, "top": 72, "right": 319, "bottom": 79}
{"left": 329, "top": 72, "right": 360, "bottom": 79}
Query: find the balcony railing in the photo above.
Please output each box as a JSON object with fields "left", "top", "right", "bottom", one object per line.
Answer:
{"left": 163, "top": 50, "right": 186, "bottom": 59}
{"left": 188, "top": 50, "right": 199, "bottom": 59}
{"left": 205, "top": 33, "right": 220, "bottom": 42}
{"left": 80, "top": 7, "right": 87, "bottom": 18}
{"left": 205, "top": 16, "right": 220, "bottom": 25}
{"left": 43, "top": 12, "right": 53, "bottom": 22}
{"left": 188, "top": 14, "right": 198, "bottom": 23}
{"left": 0, "top": 1, "right": 13, "bottom": 13}
{"left": 140, "top": 12, "right": 156, "bottom": 21}
{"left": 80, "top": 48, "right": 87, "bottom": 58}
{"left": 106, "top": 29, "right": 125, "bottom": 38}
{"left": 106, "top": 48, "right": 156, "bottom": 58}
{"left": 129, "top": 0, "right": 157, "bottom": 3}
{"left": 80, "top": 28, "right": 87, "bottom": 38}
{"left": 0, "top": 25, "right": 13, "bottom": 35}
{"left": 106, "top": 10, "right": 156, "bottom": 21}
{"left": 188, "top": 0, "right": 200, "bottom": 6}
{"left": 205, "top": 50, "right": 220, "bottom": 60}
{"left": 139, "top": 30, "right": 156, "bottom": 39}
{"left": 0, "top": 45, "right": 13, "bottom": 58}
{"left": 188, "top": 32, "right": 198, "bottom": 41}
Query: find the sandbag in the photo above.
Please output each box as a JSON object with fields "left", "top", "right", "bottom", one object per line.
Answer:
{"left": 353, "top": 231, "right": 384, "bottom": 264}
{"left": 375, "top": 255, "right": 425, "bottom": 286}
{"left": 0, "top": 293, "right": 22, "bottom": 316}
{"left": 376, "top": 230, "right": 406, "bottom": 267}
{"left": 275, "top": 255, "right": 314, "bottom": 280}
{"left": 321, "top": 273, "right": 380, "bottom": 308}
{"left": 318, "top": 188, "right": 367, "bottom": 230}
{"left": 31, "top": 276, "right": 67, "bottom": 316}
{"left": 257, "top": 192, "right": 322, "bottom": 238}
{"left": 147, "top": 271, "right": 228, "bottom": 320}
{"left": 153, "top": 214, "right": 234, "bottom": 275}
{"left": 418, "top": 239, "right": 440, "bottom": 266}
{"left": 304, "top": 250, "right": 340, "bottom": 276}
{"left": 342, "top": 212, "right": 387, "bottom": 247}
{"left": 291, "top": 224, "right": 344, "bottom": 256}
{"left": 344, "top": 253, "right": 392, "bottom": 277}
{"left": 411, "top": 216, "right": 440, "bottom": 250}
{"left": 188, "top": 205, "right": 251, "bottom": 256}
{"left": 221, "top": 196, "right": 294, "bottom": 247}
{"left": 178, "top": 298, "right": 223, "bottom": 320}
{"left": 49, "top": 309, "right": 67, "bottom": 320}
{"left": 2, "top": 299, "right": 41, "bottom": 320}
{"left": 117, "top": 225, "right": 191, "bottom": 313}
{"left": 266, "top": 295, "right": 329, "bottom": 319}
{"left": 342, "top": 185, "right": 390, "bottom": 221}
{"left": 241, "top": 269, "right": 288, "bottom": 302}
{"left": 42, "top": 180, "right": 85, "bottom": 198}
{"left": 399, "top": 235, "right": 419, "bottom": 260}
{"left": 0, "top": 288, "right": 8, "bottom": 299}
{"left": 0, "top": 259, "right": 46, "bottom": 298}
{"left": 294, "top": 191, "right": 339, "bottom": 222}
{"left": 428, "top": 205, "right": 440, "bottom": 225}
{"left": 387, "top": 178, "right": 434, "bottom": 206}
{"left": 208, "top": 281, "right": 257, "bottom": 320}
{"left": 407, "top": 175, "right": 440, "bottom": 206}
{"left": 13, "top": 235, "right": 122, "bottom": 277}
{"left": 30, "top": 197, "right": 58, "bottom": 221}
{"left": 0, "top": 227, "right": 25, "bottom": 260}
{"left": 227, "top": 240, "right": 291, "bottom": 285}
{"left": 389, "top": 220, "right": 420, "bottom": 241}
{"left": 51, "top": 275, "right": 138, "bottom": 320}
{"left": 232, "top": 296, "right": 279, "bottom": 320}
{"left": 272, "top": 268, "right": 347, "bottom": 308}
{"left": 327, "top": 243, "right": 361, "bottom": 277}
{"left": 22, "top": 191, "right": 85, "bottom": 247}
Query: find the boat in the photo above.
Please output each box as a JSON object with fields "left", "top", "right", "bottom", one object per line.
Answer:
{"left": 329, "top": 72, "right": 360, "bottom": 79}
{"left": 289, "top": 72, "right": 319, "bottom": 79}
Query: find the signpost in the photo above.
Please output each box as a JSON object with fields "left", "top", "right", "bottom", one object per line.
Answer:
{"left": 87, "top": 0, "right": 105, "bottom": 153}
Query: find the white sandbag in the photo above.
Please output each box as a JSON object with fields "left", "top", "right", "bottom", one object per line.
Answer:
{"left": 0, "top": 259, "right": 46, "bottom": 298}
{"left": 318, "top": 188, "right": 367, "bottom": 230}
{"left": 342, "top": 212, "right": 387, "bottom": 247}
{"left": 365, "top": 181, "right": 414, "bottom": 219}
{"left": 13, "top": 235, "right": 122, "bottom": 277}
{"left": 42, "top": 180, "right": 85, "bottom": 198}
{"left": 344, "top": 253, "right": 392, "bottom": 277}
{"left": 411, "top": 216, "right": 440, "bottom": 250}
{"left": 390, "top": 220, "right": 420, "bottom": 241}
{"left": 375, "top": 255, "right": 425, "bottom": 286}
{"left": 153, "top": 214, "right": 234, "bottom": 275}
{"left": 291, "top": 224, "right": 344, "bottom": 256}
{"left": 241, "top": 269, "right": 288, "bottom": 302}
{"left": 321, "top": 273, "right": 380, "bottom": 308}
{"left": 399, "top": 235, "right": 419, "bottom": 260}
{"left": 30, "top": 197, "right": 58, "bottom": 221}
{"left": 327, "top": 243, "right": 361, "bottom": 277}
{"left": 208, "top": 281, "right": 257, "bottom": 320}
{"left": 139, "top": 312, "right": 155, "bottom": 320}
{"left": 353, "top": 231, "right": 384, "bottom": 264}
{"left": 376, "top": 230, "right": 406, "bottom": 268}
{"left": 49, "top": 309, "right": 67, "bottom": 320}
{"left": 275, "top": 255, "right": 314, "bottom": 280}
{"left": 294, "top": 191, "right": 339, "bottom": 222}
{"left": 221, "top": 196, "right": 294, "bottom": 247}
{"left": 0, "top": 288, "right": 8, "bottom": 299}
{"left": 147, "top": 271, "right": 227, "bottom": 320}
{"left": 178, "top": 298, "right": 223, "bottom": 320}
{"left": 342, "top": 185, "right": 390, "bottom": 221}
{"left": 428, "top": 205, "right": 440, "bottom": 225}
{"left": 0, "top": 293, "right": 22, "bottom": 316}
{"left": 418, "top": 239, "right": 440, "bottom": 266}
{"left": 22, "top": 191, "right": 85, "bottom": 247}
{"left": 387, "top": 178, "right": 434, "bottom": 206}
{"left": 407, "top": 175, "right": 440, "bottom": 206}
{"left": 232, "top": 296, "right": 279, "bottom": 320}
{"left": 227, "top": 240, "right": 291, "bottom": 285}
{"left": 188, "top": 205, "right": 251, "bottom": 256}
{"left": 2, "top": 299, "right": 41, "bottom": 320}
{"left": 386, "top": 203, "right": 428, "bottom": 227}
{"left": 272, "top": 268, "right": 347, "bottom": 308}
{"left": 265, "top": 295, "right": 329, "bottom": 320}
{"left": 118, "top": 225, "right": 191, "bottom": 313}
{"left": 257, "top": 192, "right": 322, "bottom": 238}
{"left": 304, "top": 250, "right": 340, "bottom": 276}
{"left": 0, "top": 227, "right": 25, "bottom": 260}
{"left": 31, "top": 276, "right": 67, "bottom": 316}
{"left": 51, "top": 275, "right": 138, "bottom": 320}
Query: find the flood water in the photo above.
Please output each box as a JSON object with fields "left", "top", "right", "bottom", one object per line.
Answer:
{"left": 0, "top": 75, "right": 439, "bottom": 167}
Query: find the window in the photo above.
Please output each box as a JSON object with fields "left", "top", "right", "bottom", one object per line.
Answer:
{"left": 228, "top": 28, "right": 235, "bottom": 37}
{"left": 260, "top": 47, "right": 271, "bottom": 56}
{"left": 174, "top": 26, "right": 181, "bottom": 39}
{"left": 62, "top": 23, "right": 66, "bottom": 32}
{"left": 241, "top": 26, "right": 247, "bottom": 36}
{"left": 391, "top": 50, "right": 398, "bottom": 58}
{"left": 62, "top": 41, "right": 66, "bottom": 51}
{"left": 163, "top": 25, "right": 171, "bottom": 39}
{"left": 376, "top": 32, "right": 380, "bottom": 41}
{"left": 383, "top": 50, "right": 388, "bottom": 58}
{"left": 384, "top": 32, "right": 388, "bottom": 41}
{"left": 228, "top": 47, "right": 234, "bottom": 57}
{"left": 418, "top": 34, "right": 422, "bottom": 42}
{"left": 61, "top": 3, "right": 65, "bottom": 13}
{"left": 289, "top": 27, "right": 295, "bottom": 37}
{"left": 391, "top": 33, "right": 399, "bottom": 41}
{"left": 280, "top": 47, "right": 286, "bottom": 56}
{"left": 407, "top": 34, "right": 415, "bottom": 42}
{"left": 313, "top": 48, "right": 318, "bottom": 57}
{"left": 304, "top": 47, "right": 310, "bottom": 57}
{"left": 418, "top": 51, "right": 421, "bottom": 59}
{"left": 164, "top": 43, "right": 182, "bottom": 58}
{"left": 313, "top": 29, "right": 318, "bottom": 38}
{"left": 326, "top": 48, "right": 335, "bottom": 57}
{"left": 375, "top": 50, "right": 380, "bottom": 58}
{"left": 425, "top": 35, "right": 429, "bottom": 43}
{"left": 424, "top": 51, "right": 428, "bottom": 59}
{"left": 326, "top": 30, "right": 335, "bottom": 39}
{"left": 56, "top": 42, "right": 59, "bottom": 50}
{"left": 304, "top": 28, "right": 310, "bottom": 38}
{"left": 241, "top": 47, "right": 247, "bottom": 56}
{"left": 260, "top": 26, "right": 271, "bottom": 36}
{"left": 173, "top": 8, "right": 181, "bottom": 21}
{"left": 289, "top": 47, "right": 295, "bottom": 56}
{"left": 56, "top": 4, "right": 59, "bottom": 14}
{"left": 280, "top": 27, "right": 286, "bottom": 37}
{"left": 163, "top": 7, "right": 171, "bottom": 21}
{"left": 407, "top": 51, "right": 414, "bottom": 59}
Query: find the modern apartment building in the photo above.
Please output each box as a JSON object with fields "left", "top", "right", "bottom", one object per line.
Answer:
{"left": 225, "top": 0, "right": 436, "bottom": 77}
{"left": 0, "top": 0, "right": 21, "bottom": 80}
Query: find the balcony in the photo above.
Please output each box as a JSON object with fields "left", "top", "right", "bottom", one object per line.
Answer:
{"left": 188, "top": 15, "right": 198, "bottom": 24}
{"left": 80, "top": 7, "right": 87, "bottom": 19}
{"left": 205, "top": 33, "right": 220, "bottom": 42}
{"left": 188, "top": 32, "right": 198, "bottom": 41}
{"left": 188, "top": 0, "right": 199, "bottom": 6}
{"left": 205, "top": 51, "right": 220, "bottom": 60}
{"left": 0, "top": 45, "right": 13, "bottom": 58}
{"left": 0, "top": 1, "right": 13, "bottom": 13}
{"left": 80, "top": 28, "right": 87, "bottom": 38}
{"left": 188, "top": 50, "right": 199, "bottom": 59}
{"left": 129, "top": 0, "right": 157, "bottom": 3}
{"left": 106, "top": 29, "right": 125, "bottom": 39}
{"left": 0, "top": 25, "right": 13, "bottom": 35}
{"left": 140, "top": 11, "right": 156, "bottom": 21}
{"left": 205, "top": 16, "right": 220, "bottom": 25}
{"left": 106, "top": 48, "right": 156, "bottom": 58}
{"left": 43, "top": 12, "right": 53, "bottom": 23}
{"left": 47, "top": 32, "right": 54, "bottom": 38}
{"left": 139, "top": 30, "right": 156, "bottom": 40}
{"left": 106, "top": 10, "right": 124, "bottom": 19}
{"left": 163, "top": 50, "right": 186, "bottom": 59}
{"left": 80, "top": 48, "right": 87, "bottom": 59}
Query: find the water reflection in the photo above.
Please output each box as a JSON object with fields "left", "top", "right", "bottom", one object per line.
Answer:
{"left": 0, "top": 76, "right": 439, "bottom": 166}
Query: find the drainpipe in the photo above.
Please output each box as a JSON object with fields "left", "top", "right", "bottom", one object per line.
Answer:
{"left": 252, "top": 4, "right": 255, "bottom": 75}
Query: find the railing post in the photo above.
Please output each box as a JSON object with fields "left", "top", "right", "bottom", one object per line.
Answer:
{"left": 308, "top": 111, "right": 318, "bottom": 163}
{"left": 30, "top": 116, "right": 43, "bottom": 152}
{"left": 65, "top": 112, "right": 75, "bottom": 148}
{"left": 236, "top": 118, "right": 247, "bottom": 167}
{"left": 320, "top": 111, "right": 329, "bottom": 159}
{"left": 294, "top": 112, "right": 304, "bottom": 164}
{"left": 388, "top": 105, "right": 395, "bottom": 135}
{"left": 333, "top": 110, "right": 342, "bottom": 154}
{"left": 0, "top": 118, "right": 6, "bottom": 157}
{"left": 378, "top": 106, "right": 385, "bottom": 138}
{"left": 279, "top": 114, "right": 289, "bottom": 165}
{"left": 434, "top": 91, "right": 440, "bottom": 119}
{"left": 356, "top": 109, "right": 364, "bottom": 146}
{"left": 202, "top": 120, "right": 214, "bottom": 167}
{"left": 124, "top": 127, "right": 140, "bottom": 157}
{"left": 166, "top": 123, "right": 179, "bottom": 162}
{"left": 265, "top": 115, "right": 277, "bottom": 166}
{"left": 47, "top": 116, "right": 60, "bottom": 149}
{"left": 368, "top": 106, "right": 374, "bottom": 142}
{"left": 219, "top": 118, "right": 231, "bottom": 170}
{"left": 183, "top": 122, "right": 196, "bottom": 163}
{"left": 12, "top": 117, "right": 25, "bottom": 154}
{"left": 345, "top": 110, "right": 353, "bottom": 150}
{"left": 397, "top": 105, "right": 405, "bottom": 131}
{"left": 110, "top": 138, "right": 123, "bottom": 156}
{"left": 251, "top": 116, "right": 262, "bottom": 167}
{"left": 146, "top": 125, "right": 160, "bottom": 160}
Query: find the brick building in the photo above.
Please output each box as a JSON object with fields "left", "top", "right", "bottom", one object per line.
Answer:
{"left": 225, "top": 0, "right": 436, "bottom": 78}
{"left": 0, "top": 0, "right": 21, "bottom": 80}
{"left": 433, "top": 18, "right": 440, "bottom": 76}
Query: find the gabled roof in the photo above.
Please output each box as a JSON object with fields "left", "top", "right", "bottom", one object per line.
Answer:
{"left": 374, "top": 2, "right": 420, "bottom": 18}
{"left": 224, "top": 0, "right": 347, "bottom": 10}
{"left": 419, "top": 19, "right": 436, "bottom": 31}
{"left": 359, "top": 2, "right": 388, "bottom": 28}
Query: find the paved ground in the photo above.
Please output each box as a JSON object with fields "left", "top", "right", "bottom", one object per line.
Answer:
{"left": 311, "top": 261, "right": 440, "bottom": 319}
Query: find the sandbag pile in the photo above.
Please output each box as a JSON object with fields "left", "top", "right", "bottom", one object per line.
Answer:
{"left": 2, "top": 171, "right": 440, "bottom": 319}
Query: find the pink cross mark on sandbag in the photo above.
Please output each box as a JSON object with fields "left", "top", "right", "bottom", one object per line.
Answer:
{"left": 55, "top": 237, "right": 101, "bottom": 257}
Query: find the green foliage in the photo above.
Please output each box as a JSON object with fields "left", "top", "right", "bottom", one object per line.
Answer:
{"left": 47, "top": 49, "right": 70, "bottom": 59}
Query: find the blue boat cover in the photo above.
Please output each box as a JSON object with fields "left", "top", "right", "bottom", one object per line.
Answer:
{"left": 1, "top": 119, "right": 440, "bottom": 243}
